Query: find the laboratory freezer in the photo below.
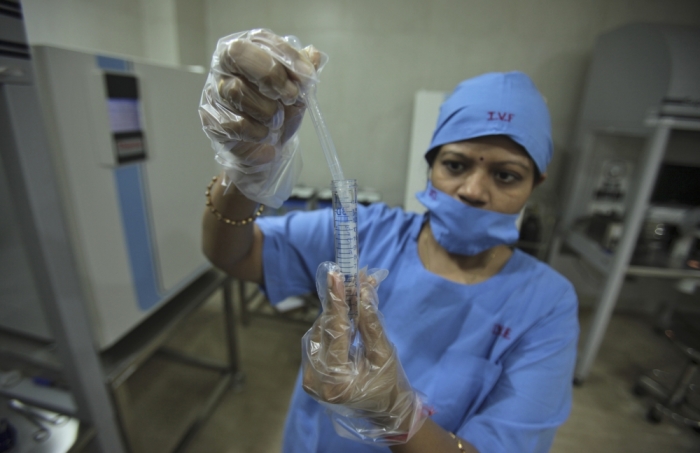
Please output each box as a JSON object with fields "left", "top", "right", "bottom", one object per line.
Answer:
{"left": 0, "top": 45, "right": 216, "bottom": 349}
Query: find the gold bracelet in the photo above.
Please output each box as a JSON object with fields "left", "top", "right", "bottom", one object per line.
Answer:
{"left": 206, "top": 176, "right": 264, "bottom": 226}
{"left": 449, "top": 432, "right": 465, "bottom": 453}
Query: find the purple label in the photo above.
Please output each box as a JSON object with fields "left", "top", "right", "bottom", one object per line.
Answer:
{"left": 108, "top": 99, "right": 141, "bottom": 133}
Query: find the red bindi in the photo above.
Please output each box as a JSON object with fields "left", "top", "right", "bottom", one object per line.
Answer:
{"left": 479, "top": 157, "right": 484, "bottom": 161}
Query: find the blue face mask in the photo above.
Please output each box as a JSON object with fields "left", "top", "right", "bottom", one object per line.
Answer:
{"left": 416, "top": 182, "right": 520, "bottom": 256}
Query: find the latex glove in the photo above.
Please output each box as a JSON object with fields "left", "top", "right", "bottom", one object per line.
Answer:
{"left": 198, "top": 29, "right": 326, "bottom": 208}
{"left": 302, "top": 262, "right": 429, "bottom": 445}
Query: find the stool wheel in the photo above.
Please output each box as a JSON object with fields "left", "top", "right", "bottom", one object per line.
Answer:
{"left": 646, "top": 407, "right": 663, "bottom": 424}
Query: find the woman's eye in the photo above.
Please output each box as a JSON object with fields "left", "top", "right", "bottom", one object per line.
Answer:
{"left": 443, "top": 161, "right": 465, "bottom": 172}
{"left": 495, "top": 171, "right": 519, "bottom": 183}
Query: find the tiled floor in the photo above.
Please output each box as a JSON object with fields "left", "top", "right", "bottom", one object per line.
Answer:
{"left": 122, "top": 290, "right": 700, "bottom": 453}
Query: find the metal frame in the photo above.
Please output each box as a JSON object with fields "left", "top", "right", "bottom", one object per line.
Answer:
{"left": 101, "top": 270, "right": 242, "bottom": 453}
{"left": 548, "top": 116, "right": 700, "bottom": 384}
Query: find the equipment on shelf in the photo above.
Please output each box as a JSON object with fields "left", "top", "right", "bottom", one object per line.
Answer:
{"left": 548, "top": 23, "right": 700, "bottom": 384}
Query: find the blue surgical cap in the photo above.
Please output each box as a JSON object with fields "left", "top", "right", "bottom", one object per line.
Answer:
{"left": 427, "top": 72, "right": 552, "bottom": 174}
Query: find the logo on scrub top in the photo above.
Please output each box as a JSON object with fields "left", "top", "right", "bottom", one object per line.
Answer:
{"left": 492, "top": 323, "right": 511, "bottom": 340}
{"left": 429, "top": 189, "right": 437, "bottom": 200}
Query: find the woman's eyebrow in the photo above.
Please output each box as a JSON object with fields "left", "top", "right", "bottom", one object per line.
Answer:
{"left": 439, "top": 151, "right": 469, "bottom": 159}
{"left": 441, "top": 151, "right": 531, "bottom": 171}
{"left": 497, "top": 160, "right": 531, "bottom": 171}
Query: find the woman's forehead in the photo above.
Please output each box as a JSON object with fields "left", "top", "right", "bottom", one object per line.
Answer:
{"left": 439, "top": 136, "right": 532, "bottom": 162}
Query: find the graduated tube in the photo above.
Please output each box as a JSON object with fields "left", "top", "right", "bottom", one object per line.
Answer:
{"left": 332, "top": 179, "right": 359, "bottom": 326}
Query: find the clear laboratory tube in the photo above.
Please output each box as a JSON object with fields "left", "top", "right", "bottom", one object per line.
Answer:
{"left": 332, "top": 179, "right": 359, "bottom": 325}
{"left": 303, "top": 90, "right": 345, "bottom": 181}
{"left": 302, "top": 88, "right": 357, "bottom": 323}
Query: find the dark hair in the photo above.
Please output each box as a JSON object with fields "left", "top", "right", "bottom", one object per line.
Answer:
{"left": 425, "top": 147, "right": 440, "bottom": 168}
{"left": 425, "top": 142, "right": 542, "bottom": 185}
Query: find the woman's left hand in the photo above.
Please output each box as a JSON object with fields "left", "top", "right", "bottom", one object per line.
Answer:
{"left": 301, "top": 262, "right": 428, "bottom": 445}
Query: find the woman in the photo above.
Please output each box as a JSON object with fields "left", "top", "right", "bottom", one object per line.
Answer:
{"left": 201, "top": 30, "right": 578, "bottom": 453}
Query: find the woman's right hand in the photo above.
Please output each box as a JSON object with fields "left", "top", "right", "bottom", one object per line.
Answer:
{"left": 199, "top": 29, "right": 324, "bottom": 168}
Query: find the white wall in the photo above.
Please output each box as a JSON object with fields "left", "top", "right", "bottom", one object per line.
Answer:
{"left": 175, "top": 0, "right": 208, "bottom": 67}
{"left": 22, "top": 0, "right": 143, "bottom": 57}
{"left": 205, "top": 0, "right": 700, "bottom": 206}
{"left": 21, "top": 0, "right": 182, "bottom": 66}
{"left": 140, "top": 0, "right": 180, "bottom": 65}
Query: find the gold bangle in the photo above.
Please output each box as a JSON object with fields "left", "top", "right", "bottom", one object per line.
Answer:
{"left": 206, "top": 176, "right": 264, "bottom": 226}
{"left": 449, "top": 432, "right": 465, "bottom": 453}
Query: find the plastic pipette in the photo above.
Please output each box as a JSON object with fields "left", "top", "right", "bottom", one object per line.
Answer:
{"left": 302, "top": 90, "right": 359, "bottom": 325}
{"left": 303, "top": 90, "right": 345, "bottom": 182}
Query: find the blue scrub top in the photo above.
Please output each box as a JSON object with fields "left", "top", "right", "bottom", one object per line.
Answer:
{"left": 257, "top": 203, "right": 579, "bottom": 453}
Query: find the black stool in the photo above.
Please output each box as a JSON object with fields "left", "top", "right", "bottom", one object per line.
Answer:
{"left": 635, "top": 311, "right": 700, "bottom": 429}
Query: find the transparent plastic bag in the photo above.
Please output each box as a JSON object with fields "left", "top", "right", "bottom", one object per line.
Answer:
{"left": 199, "top": 29, "right": 326, "bottom": 208}
{"left": 301, "top": 262, "right": 430, "bottom": 445}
